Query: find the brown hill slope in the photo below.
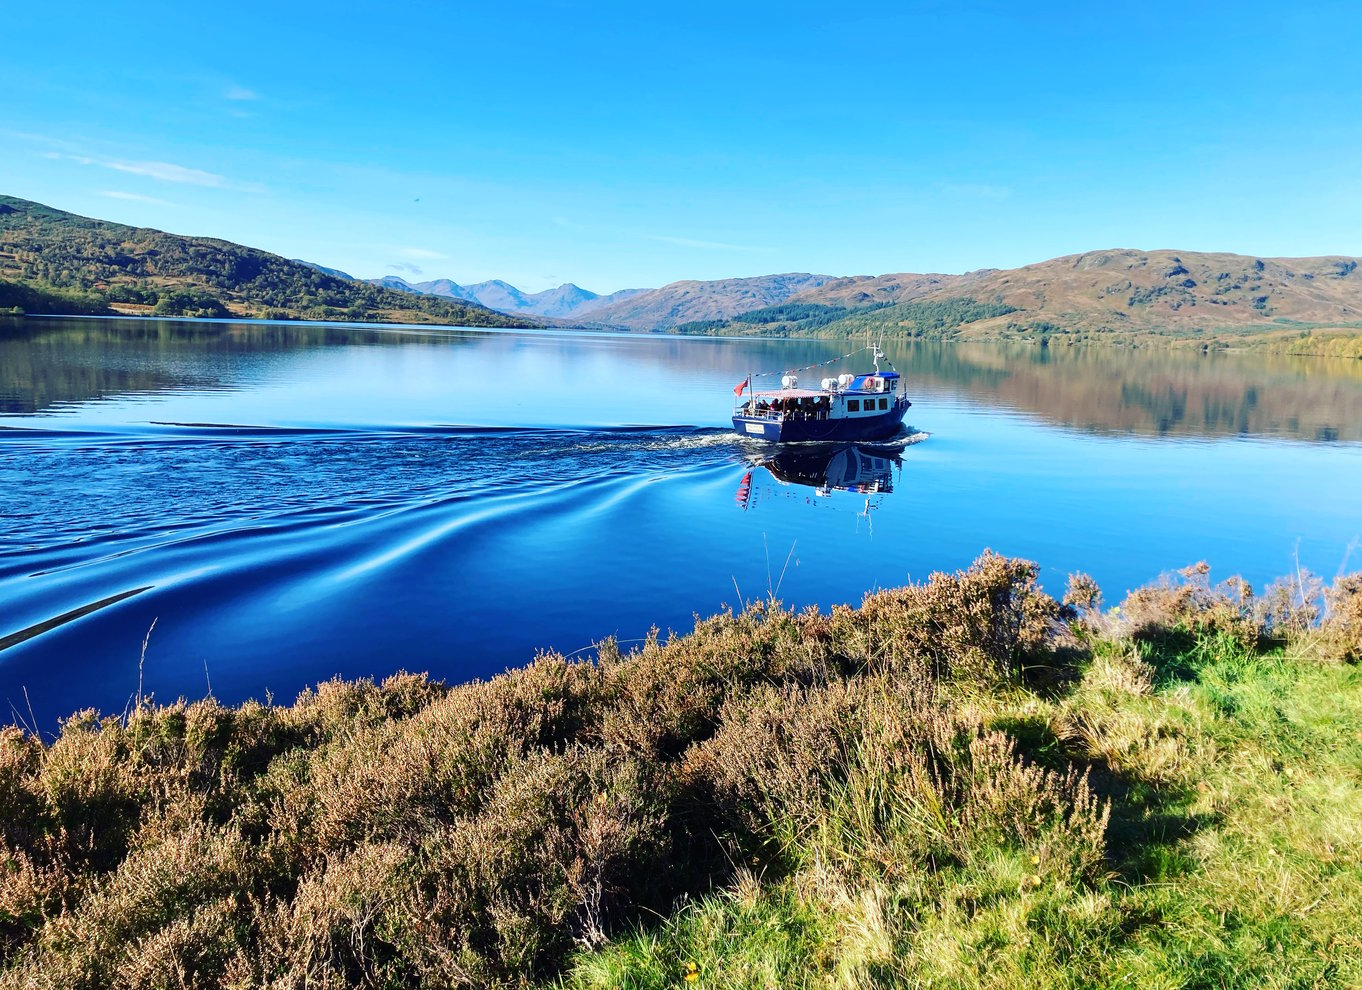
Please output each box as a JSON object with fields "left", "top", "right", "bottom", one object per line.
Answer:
{"left": 787, "top": 270, "right": 994, "bottom": 307}
{"left": 799, "top": 250, "right": 1362, "bottom": 341}
{"left": 953, "top": 249, "right": 1362, "bottom": 334}
{"left": 581, "top": 273, "right": 835, "bottom": 329}
{"left": 687, "top": 250, "right": 1362, "bottom": 347}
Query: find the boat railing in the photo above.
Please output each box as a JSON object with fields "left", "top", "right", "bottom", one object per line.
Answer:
{"left": 735, "top": 404, "right": 835, "bottom": 423}
{"left": 734, "top": 405, "right": 785, "bottom": 421}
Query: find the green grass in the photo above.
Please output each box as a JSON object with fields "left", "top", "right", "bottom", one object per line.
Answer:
{"left": 555, "top": 626, "right": 1362, "bottom": 990}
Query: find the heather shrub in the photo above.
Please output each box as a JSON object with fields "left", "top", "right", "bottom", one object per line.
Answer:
{"left": 1322, "top": 573, "right": 1362, "bottom": 662}
{"left": 1117, "top": 562, "right": 1258, "bottom": 649}
{"left": 0, "top": 847, "right": 70, "bottom": 962}
{"left": 594, "top": 604, "right": 831, "bottom": 758}
{"left": 687, "top": 678, "right": 875, "bottom": 844}
{"left": 396, "top": 748, "right": 671, "bottom": 986}
{"left": 35, "top": 711, "right": 146, "bottom": 873}
{"left": 692, "top": 671, "right": 1109, "bottom": 885}
{"left": 236, "top": 841, "right": 413, "bottom": 990}
{"left": 303, "top": 653, "right": 601, "bottom": 852}
{"left": 1255, "top": 571, "right": 1325, "bottom": 641}
{"left": 946, "top": 731, "right": 1110, "bottom": 880}
{"left": 0, "top": 727, "right": 45, "bottom": 852}
{"left": 3, "top": 809, "right": 250, "bottom": 989}
{"left": 1063, "top": 572, "right": 1103, "bottom": 613}
{"left": 829, "top": 550, "right": 1062, "bottom": 683}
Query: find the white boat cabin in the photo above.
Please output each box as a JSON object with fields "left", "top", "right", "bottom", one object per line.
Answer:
{"left": 738, "top": 371, "right": 902, "bottom": 423}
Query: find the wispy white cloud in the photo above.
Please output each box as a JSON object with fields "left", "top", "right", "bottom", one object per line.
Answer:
{"left": 99, "top": 190, "right": 173, "bottom": 206}
{"left": 2, "top": 129, "right": 85, "bottom": 154}
{"left": 388, "top": 262, "right": 424, "bottom": 276}
{"left": 44, "top": 151, "right": 262, "bottom": 192}
{"left": 646, "top": 234, "right": 760, "bottom": 252}
{"left": 399, "top": 247, "right": 448, "bottom": 260}
{"left": 108, "top": 159, "right": 226, "bottom": 186}
{"left": 225, "top": 84, "right": 259, "bottom": 101}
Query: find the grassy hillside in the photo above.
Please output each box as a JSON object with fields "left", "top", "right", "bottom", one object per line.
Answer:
{"left": 664, "top": 251, "right": 1362, "bottom": 350}
{"left": 0, "top": 196, "right": 536, "bottom": 328}
{"left": 1, "top": 553, "right": 1360, "bottom": 988}
{"left": 947, "top": 250, "right": 1362, "bottom": 335}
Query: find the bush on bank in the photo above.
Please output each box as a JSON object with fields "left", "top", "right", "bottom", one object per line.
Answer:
{"left": 1, "top": 551, "right": 1360, "bottom": 988}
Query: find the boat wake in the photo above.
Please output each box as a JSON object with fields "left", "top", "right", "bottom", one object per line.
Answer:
{"left": 0, "top": 421, "right": 929, "bottom": 728}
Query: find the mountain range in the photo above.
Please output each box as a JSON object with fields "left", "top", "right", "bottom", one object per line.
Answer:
{"left": 367, "top": 253, "right": 1362, "bottom": 342}
{"left": 352, "top": 275, "right": 649, "bottom": 320}
{"left": 6, "top": 195, "right": 1362, "bottom": 346}
{"left": 350, "top": 271, "right": 847, "bottom": 327}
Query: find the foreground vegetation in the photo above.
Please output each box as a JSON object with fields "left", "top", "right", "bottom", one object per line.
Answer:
{"left": 0, "top": 196, "right": 534, "bottom": 327}
{"left": 2, "top": 553, "right": 1361, "bottom": 988}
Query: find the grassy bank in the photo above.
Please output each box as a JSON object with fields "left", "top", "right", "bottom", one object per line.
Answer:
{"left": 2, "top": 554, "right": 1360, "bottom": 988}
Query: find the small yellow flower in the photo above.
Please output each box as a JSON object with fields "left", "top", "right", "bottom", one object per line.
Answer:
{"left": 684, "top": 974, "right": 699, "bottom": 983}
{"left": 1030, "top": 855, "right": 1041, "bottom": 866}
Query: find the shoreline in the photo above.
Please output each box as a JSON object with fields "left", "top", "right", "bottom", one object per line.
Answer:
{"left": 9, "top": 309, "right": 1362, "bottom": 360}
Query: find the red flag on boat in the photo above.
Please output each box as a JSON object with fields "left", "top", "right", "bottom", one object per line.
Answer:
{"left": 734, "top": 376, "right": 750, "bottom": 396}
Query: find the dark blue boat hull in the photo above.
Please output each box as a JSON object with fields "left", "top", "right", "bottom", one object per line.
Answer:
{"left": 733, "top": 398, "right": 911, "bottom": 443}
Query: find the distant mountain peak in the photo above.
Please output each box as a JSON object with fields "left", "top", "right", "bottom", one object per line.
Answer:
{"left": 293, "top": 259, "right": 354, "bottom": 281}
{"left": 362, "top": 275, "right": 651, "bottom": 321}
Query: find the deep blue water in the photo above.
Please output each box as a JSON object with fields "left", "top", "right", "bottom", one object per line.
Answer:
{"left": 3, "top": 317, "right": 1362, "bottom": 729}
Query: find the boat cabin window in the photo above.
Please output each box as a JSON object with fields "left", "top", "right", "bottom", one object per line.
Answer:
{"left": 879, "top": 397, "right": 888, "bottom": 410}
{"left": 846, "top": 399, "right": 860, "bottom": 412}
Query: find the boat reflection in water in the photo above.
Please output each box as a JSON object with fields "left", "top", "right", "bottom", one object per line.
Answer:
{"left": 735, "top": 443, "right": 902, "bottom": 516}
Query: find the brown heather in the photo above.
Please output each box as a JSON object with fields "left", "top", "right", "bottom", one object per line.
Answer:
{"left": 0, "top": 551, "right": 1360, "bottom": 988}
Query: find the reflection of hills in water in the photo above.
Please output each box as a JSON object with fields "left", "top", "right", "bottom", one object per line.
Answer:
{"left": 0, "top": 318, "right": 478, "bottom": 414}
{"left": 737, "top": 443, "right": 900, "bottom": 509}
{"left": 889, "top": 341, "right": 1362, "bottom": 442}
{"left": 5, "top": 318, "right": 1362, "bottom": 442}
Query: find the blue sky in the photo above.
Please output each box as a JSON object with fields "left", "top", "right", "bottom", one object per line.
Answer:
{"left": 3, "top": 1, "right": 1360, "bottom": 292}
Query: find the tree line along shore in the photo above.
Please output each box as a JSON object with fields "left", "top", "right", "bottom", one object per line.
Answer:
{"left": 1, "top": 552, "right": 1360, "bottom": 988}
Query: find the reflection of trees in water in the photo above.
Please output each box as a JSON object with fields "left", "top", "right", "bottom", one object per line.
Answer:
{"left": 0, "top": 317, "right": 482, "bottom": 413}
{"left": 4, "top": 319, "right": 1361, "bottom": 441}
{"left": 884, "top": 340, "right": 1362, "bottom": 442}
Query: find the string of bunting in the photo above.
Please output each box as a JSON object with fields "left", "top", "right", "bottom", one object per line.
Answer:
{"left": 750, "top": 344, "right": 889, "bottom": 379}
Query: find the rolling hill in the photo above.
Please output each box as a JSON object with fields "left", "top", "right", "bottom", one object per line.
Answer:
{"left": 0, "top": 196, "right": 536, "bottom": 328}
{"left": 679, "top": 251, "right": 1362, "bottom": 346}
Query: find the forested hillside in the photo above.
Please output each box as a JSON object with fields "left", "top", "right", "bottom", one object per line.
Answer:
{"left": 0, "top": 196, "right": 535, "bottom": 327}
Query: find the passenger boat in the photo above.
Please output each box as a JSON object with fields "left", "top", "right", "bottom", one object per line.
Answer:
{"left": 731, "top": 345, "right": 910, "bottom": 442}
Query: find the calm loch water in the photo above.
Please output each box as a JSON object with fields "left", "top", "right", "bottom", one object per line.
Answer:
{"left": 4, "top": 317, "right": 1362, "bottom": 728}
